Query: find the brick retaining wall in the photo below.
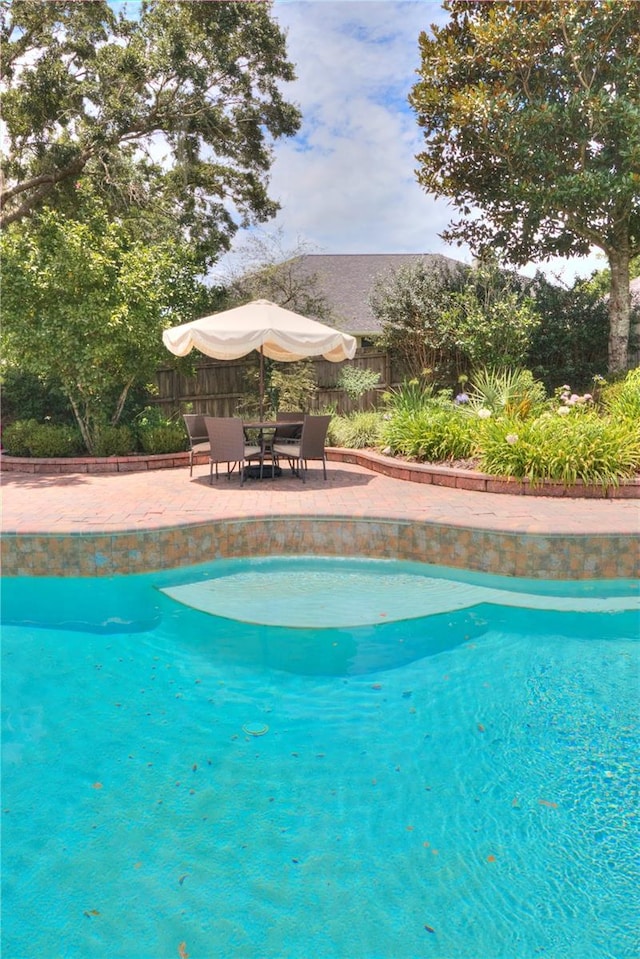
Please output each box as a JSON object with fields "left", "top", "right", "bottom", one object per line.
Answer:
{"left": 2, "top": 448, "right": 638, "bottom": 499}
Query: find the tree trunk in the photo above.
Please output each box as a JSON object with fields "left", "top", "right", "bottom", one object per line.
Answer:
{"left": 112, "top": 378, "right": 134, "bottom": 426}
{"left": 607, "top": 248, "right": 631, "bottom": 374}
{"left": 68, "top": 393, "right": 93, "bottom": 453}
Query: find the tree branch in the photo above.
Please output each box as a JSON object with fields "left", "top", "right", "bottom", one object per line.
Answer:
{"left": 560, "top": 20, "right": 595, "bottom": 94}
{"left": 0, "top": 154, "right": 88, "bottom": 226}
{"left": 0, "top": 25, "right": 39, "bottom": 79}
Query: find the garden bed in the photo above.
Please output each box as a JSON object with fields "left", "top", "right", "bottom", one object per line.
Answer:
{"left": 2, "top": 447, "right": 638, "bottom": 498}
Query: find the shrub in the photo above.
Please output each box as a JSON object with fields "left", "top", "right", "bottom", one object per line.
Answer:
{"left": 139, "top": 424, "right": 188, "bottom": 454}
{"left": 328, "top": 411, "right": 383, "bottom": 449}
{"left": 91, "top": 425, "right": 136, "bottom": 457}
{"left": 2, "top": 419, "right": 39, "bottom": 455}
{"left": 27, "top": 424, "right": 85, "bottom": 458}
{"left": 0, "top": 369, "right": 74, "bottom": 426}
{"left": 371, "top": 259, "right": 538, "bottom": 383}
{"left": 370, "top": 260, "right": 465, "bottom": 381}
{"left": 135, "top": 406, "right": 188, "bottom": 454}
{"left": 478, "top": 412, "right": 640, "bottom": 486}
{"left": 337, "top": 365, "right": 381, "bottom": 401}
{"left": 525, "top": 273, "right": 609, "bottom": 391}
{"left": 381, "top": 408, "right": 478, "bottom": 462}
{"left": 452, "top": 262, "right": 541, "bottom": 370}
{"left": 1, "top": 419, "right": 84, "bottom": 457}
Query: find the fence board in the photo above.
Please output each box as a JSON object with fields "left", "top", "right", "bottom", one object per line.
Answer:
{"left": 153, "top": 349, "right": 394, "bottom": 416}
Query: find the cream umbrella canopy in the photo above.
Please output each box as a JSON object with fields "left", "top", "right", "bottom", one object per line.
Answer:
{"left": 162, "top": 298, "right": 357, "bottom": 417}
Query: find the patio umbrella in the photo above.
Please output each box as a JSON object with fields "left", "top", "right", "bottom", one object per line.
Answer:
{"left": 162, "top": 298, "right": 357, "bottom": 417}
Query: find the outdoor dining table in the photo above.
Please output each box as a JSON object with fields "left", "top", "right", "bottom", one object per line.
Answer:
{"left": 242, "top": 420, "right": 303, "bottom": 479}
{"left": 242, "top": 420, "right": 284, "bottom": 432}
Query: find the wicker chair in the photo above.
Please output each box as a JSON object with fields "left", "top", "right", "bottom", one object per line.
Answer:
{"left": 273, "top": 411, "right": 304, "bottom": 443}
{"left": 257, "top": 411, "right": 304, "bottom": 477}
{"left": 183, "top": 414, "right": 210, "bottom": 477}
{"left": 272, "top": 414, "right": 331, "bottom": 482}
{"left": 204, "top": 417, "right": 262, "bottom": 486}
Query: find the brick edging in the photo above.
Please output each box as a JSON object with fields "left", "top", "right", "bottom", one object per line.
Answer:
{"left": 1, "top": 448, "right": 639, "bottom": 498}
{"left": 0, "top": 450, "right": 193, "bottom": 474}
{"left": 326, "top": 449, "right": 640, "bottom": 499}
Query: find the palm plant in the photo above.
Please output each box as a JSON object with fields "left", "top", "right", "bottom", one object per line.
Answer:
{"left": 466, "top": 367, "right": 547, "bottom": 418}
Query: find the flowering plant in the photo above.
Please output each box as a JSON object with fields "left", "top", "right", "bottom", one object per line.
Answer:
{"left": 554, "top": 384, "right": 594, "bottom": 411}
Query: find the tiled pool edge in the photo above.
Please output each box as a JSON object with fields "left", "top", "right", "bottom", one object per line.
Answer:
{"left": 2, "top": 515, "right": 637, "bottom": 579}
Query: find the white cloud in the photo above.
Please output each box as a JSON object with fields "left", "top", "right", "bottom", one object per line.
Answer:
{"left": 267, "top": 0, "right": 450, "bottom": 254}
{"left": 215, "top": 0, "right": 604, "bottom": 285}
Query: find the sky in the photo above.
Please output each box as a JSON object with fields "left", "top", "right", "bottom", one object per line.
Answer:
{"left": 214, "top": 0, "right": 606, "bottom": 284}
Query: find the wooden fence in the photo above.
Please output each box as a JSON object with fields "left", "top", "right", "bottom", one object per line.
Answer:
{"left": 153, "top": 348, "right": 398, "bottom": 416}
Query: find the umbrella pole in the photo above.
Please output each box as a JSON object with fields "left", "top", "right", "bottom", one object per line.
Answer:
{"left": 259, "top": 346, "right": 264, "bottom": 420}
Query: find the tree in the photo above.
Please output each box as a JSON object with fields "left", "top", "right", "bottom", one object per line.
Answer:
{"left": 0, "top": 0, "right": 301, "bottom": 264}
{"left": 370, "top": 260, "right": 465, "bottom": 382}
{"left": 370, "top": 258, "right": 539, "bottom": 384}
{"left": 454, "top": 257, "right": 541, "bottom": 370}
{"left": 0, "top": 202, "right": 208, "bottom": 452}
{"left": 525, "top": 273, "right": 609, "bottom": 390}
{"left": 221, "top": 228, "right": 332, "bottom": 321}
{"left": 583, "top": 254, "right": 640, "bottom": 298}
{"left": 410, "top": 0, "right": 640, "bottom": 373}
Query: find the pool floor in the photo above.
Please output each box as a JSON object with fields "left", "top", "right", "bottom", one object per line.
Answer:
{"left": 2, "top": 560, "right": 639, "bottom": 959}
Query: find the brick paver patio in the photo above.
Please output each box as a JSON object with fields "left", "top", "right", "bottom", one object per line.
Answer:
{"left": 2, "top": 458, "right": 638, "bottom": 536}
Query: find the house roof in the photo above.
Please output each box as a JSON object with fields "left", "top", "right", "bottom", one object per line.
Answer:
{"left": 291, "top": 253, "right": 467, "bottom": 336}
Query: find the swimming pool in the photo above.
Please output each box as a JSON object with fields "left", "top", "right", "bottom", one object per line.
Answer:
{"left": 2, "top": 557, "right": 639, "bottom": 959}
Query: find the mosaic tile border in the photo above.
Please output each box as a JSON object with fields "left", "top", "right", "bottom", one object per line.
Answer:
{"left": 2, "top": 515, "right": 637, "bottom": 579}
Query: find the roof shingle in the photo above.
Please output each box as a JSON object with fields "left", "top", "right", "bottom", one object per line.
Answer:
{"left": 291, "top": 252, "right": 467, "bottom": 335}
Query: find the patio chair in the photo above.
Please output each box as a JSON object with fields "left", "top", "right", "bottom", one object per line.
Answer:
{"left": 183, "top": 413, "right": 210, "bottom": 477}
{"left": 272, "top": 414, "right": 332, "bottom": 482}
{"left": 204, "top": 417, "right": 262, "bottom": 486}
{"left": 273, "top": 411, "right": 304, "bottom": 443}
{"left": 256, "top": 411, "right": 304, "bottom": 478}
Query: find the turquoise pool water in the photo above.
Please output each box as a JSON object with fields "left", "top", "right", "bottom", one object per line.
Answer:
{"left": 2, "top": 557, "right": 639, "bottom": 959}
